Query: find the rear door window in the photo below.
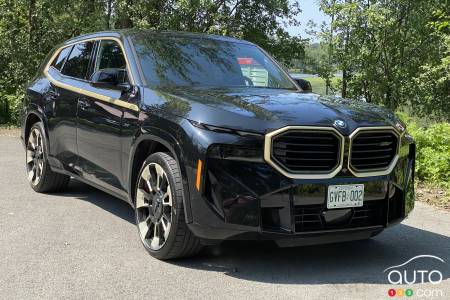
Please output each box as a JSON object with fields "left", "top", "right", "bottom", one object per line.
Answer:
{"left": 50, "top": 46, "right": 73, "bottom": 71}
{"left": 61, "top": 41, "right": 94, "bottom": 80}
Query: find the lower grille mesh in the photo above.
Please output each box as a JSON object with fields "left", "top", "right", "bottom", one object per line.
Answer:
{"left": 294, "top": 201, "right": 385, "bottom": 232}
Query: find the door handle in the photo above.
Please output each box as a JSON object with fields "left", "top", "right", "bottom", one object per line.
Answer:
{"left": 78, "top": 98, "right": 91, "bottom": 110}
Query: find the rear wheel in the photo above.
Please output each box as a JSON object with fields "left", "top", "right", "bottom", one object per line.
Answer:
{"left": 25, "top": 122, "right": 70, "bottom": 192}
{"left": 135, "top": 152, "right": 202, "bottom": 259}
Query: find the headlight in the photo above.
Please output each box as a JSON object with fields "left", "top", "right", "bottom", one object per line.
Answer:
{"left": 207, "top": 145, "right": 263, "bottom": 162}
{"left": 188, "top": 119, "right": 263, "bottom": 137}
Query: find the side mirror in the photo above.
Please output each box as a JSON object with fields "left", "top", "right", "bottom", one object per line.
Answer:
{"left": 292, "top": 78, "right": 312, "bottom": 92}
{"left": 90, "top": 69, "right": 130, "bottom": 91}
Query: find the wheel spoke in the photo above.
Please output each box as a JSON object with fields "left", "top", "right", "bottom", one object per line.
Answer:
{"left": 32, "top": 166, "right": 38, "bottom": 184}
{"left": 136, "top": 188, "right": 151, "bottom": 209}
{"left": 37, "top": 161, "right": 44, "bottom": 178}
{"left": 28, "top": 166, "right": 35, "bottom": 182}
{"left": 138, "top": 221, "right": 150, "bottom": 239}
{"left": 29, "top": 131, "right": 37, "bottom": 150}
{"left": 155, "top": 164, "right": 164, "bottom": 190}
{"left": 150, "top": 224, "right": 161, "bottom": 249}
{"left": 37, "top": 132, "right": 43, "bottom": 148}
{"left": 141, "top": 166, "right": 151, "bottom": 181}
{"left": 26, "top": 150, "right": 34, "bottom": 163}
{"left": 138, "top": 188, "right": 152, "bottom": 201}
{"left": 144, "top": 215, "right": 152, "bottom": 223}
{"left": 161, "top": 214, "right": 171, "bottom": 240}
{"left": 160, "top": 174, "right": 169, "bottom": 191}
{"left": 162, "top": 185, "right": 172, "bottom": 207}
{"left": 150, "top": 237, "right": 160, "bottom": 249}
{"left": 146, "top": 179, "right": 156, "bottom": 193}
{"left": 35, "top": 133, "right": 40, "bottom": 149}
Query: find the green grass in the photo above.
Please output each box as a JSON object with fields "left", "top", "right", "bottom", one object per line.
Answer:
{"left": 301, "top": 76, "right": 341, "bottom": 96}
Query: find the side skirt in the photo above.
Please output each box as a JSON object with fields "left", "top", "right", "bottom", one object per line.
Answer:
{"left": 50, "top": 167, "right": 132, "bottom": 206}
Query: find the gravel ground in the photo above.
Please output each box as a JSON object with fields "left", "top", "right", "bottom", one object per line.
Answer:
{"left": 0, "top": 135, "right": 449, "bottom": 299}
{"left": 0, "top": 127, "right": 20, "bottom": 137}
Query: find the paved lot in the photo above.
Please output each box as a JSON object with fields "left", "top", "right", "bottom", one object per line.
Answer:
{"left": 1, "top": 135, "right": 449, "bottom": 299}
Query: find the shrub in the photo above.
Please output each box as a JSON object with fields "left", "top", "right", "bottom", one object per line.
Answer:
{"left": 398, "top": 112, "right": 450, "bottom": 190}
{"left": 0, "top": 92, "right": 23, "bottom": 126}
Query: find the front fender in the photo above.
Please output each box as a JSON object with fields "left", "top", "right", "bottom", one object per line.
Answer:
{"left": 127, "top": 120, "right": 194, "bottom": 223}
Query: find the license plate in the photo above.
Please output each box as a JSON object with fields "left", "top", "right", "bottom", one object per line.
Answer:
{"left": 327, "top": 184, "right": 364, "bottom": 209}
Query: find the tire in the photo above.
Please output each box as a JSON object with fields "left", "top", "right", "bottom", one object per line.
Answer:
{"left": 134, "top": 152, "right": 202, "bottom": 260}
{"left": 25, "top": 122, "right": 70, "bottom": 192}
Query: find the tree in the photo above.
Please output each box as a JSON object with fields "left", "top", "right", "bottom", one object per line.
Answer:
{"left": 0, "top": 0, "right": 305, "bottom": 124}
{"left": 313, "top": 0, "right": 449, "bottom": 119}
{"left": 115, "top": 0, "right": 305, "bottom": 66}
{"left": 0, "top": 0, "right": 106, "bottom": 123}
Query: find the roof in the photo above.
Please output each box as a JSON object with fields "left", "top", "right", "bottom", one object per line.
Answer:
{"left": 62, "top": 29, "right": 252, "bottom": 46}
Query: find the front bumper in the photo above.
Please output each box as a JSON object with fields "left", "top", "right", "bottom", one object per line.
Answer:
{"left": 182, "top": 124, "right": 415, "bottom": 244}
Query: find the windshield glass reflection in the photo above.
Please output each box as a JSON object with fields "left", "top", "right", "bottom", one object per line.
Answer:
{"left": 131, "top": 33, "right": 296, "bottom": 90}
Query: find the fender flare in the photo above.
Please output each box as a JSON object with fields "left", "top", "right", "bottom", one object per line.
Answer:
{"left": 23, "top": 107, "right": 47, "bottom": 145}
{"left": 127, "top": 130, "right": 193, "bottom": 223}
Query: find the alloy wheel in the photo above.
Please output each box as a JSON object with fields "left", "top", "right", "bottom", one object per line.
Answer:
{"left": 26, "top": 128, "right": 45, "bottom": 186}
{"left": 136, "top": 163, "right": 173, "bottom": 251}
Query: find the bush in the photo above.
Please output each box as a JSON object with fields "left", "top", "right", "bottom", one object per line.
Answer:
{"left": 0, "top": 92, "right": 23, "bottom": 126}
{"left": 398, "top": 112, "right": 450, "bottom": 190}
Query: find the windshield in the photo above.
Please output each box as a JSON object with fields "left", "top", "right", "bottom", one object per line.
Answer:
{"left": 131, "top": 35, "right": 297, "bottom": 90}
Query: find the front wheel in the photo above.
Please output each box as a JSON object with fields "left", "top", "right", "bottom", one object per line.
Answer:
{"left": 135, "top": 152, "right": 202, "bottom": 259}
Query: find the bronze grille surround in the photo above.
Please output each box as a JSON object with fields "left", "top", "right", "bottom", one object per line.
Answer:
{"left": 348, "top": 127, "right": 401, "bottom": 177}
{"left": 271, "top": 130, "right": 341, "bottom": 173}
{"left": 264, "top": 126, "right": 401, "bottom": 179}
{"left": 264, "top": 126, "right": 345, "bottom": 179}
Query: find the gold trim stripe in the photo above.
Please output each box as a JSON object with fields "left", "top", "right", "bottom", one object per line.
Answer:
{"left": 44, "top": 37, "right": 139, "bottom": 112}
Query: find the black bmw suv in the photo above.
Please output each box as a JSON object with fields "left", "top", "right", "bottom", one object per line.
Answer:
{"left": 21, "top": 30, "right": 415, "bottom": 259}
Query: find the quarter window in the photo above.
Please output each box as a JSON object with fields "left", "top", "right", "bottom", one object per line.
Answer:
{"left": 50, "top": 46, "right": 72, "bottom": 71}
{"left": 61, "top": 41, "right": 94, "bottom": 79}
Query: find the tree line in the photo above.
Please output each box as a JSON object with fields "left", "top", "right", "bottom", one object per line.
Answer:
{"left": 308, "top": 0, "right": 449, "bottom": 120}
{"left": 0, "top": 0, "right": 448, "bottom": 125}
{"left": 0, "top": 0, "right": 304, "bottom": 124}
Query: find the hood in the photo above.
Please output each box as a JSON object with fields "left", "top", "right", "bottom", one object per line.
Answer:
{"left": 144, "top": 87, "right": 400, "bottom": 135}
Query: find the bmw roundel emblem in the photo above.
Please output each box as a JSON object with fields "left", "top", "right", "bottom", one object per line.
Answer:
{"left": 334, "top": 119, "right": 346, "bottom": 128}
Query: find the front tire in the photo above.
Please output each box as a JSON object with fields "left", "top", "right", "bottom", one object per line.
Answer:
{"left": 135, "top": 152, "right": 202, "bottom": 260}
{"left": 25, "top": 122, "right": 70, "bottom": 192}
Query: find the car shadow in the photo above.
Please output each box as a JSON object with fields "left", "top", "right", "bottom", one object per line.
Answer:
{"left": 174, "top": 227, "right": 450, "bottom": 285}
{"left": 57, "top": 179, "right": 135, "bottom": 224}
{"left": 59, "top": 179, "right": 450, "bottom": 285}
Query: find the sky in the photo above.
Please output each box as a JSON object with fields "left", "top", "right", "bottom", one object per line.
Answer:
{"left": 286, "top": 0, "right": 329, "bottom": 39}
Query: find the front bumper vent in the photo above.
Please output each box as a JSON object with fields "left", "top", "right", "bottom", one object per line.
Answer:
{"left": 294, "top": 201, "right": 385, "bottom": 232}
